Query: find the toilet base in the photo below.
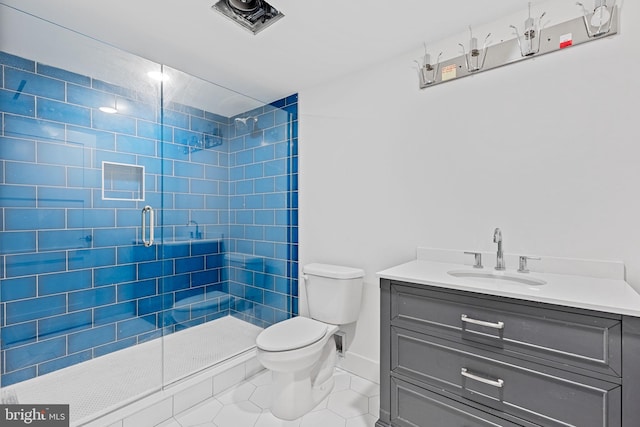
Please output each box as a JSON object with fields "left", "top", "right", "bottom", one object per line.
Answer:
{"left": 269, "top": 338, "right": 338, "bottom": 420}
{"left": 271, "top": 369, "right": 335, "bottom": 420}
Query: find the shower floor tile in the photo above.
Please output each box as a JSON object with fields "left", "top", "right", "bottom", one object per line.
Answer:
{"left": 2, "top": 316, "right": 262, "bottom": 425}
{"left": 161, "top": 368, "right": 380, "bottom": 427}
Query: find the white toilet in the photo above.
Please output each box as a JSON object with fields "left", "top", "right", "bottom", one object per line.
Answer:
{"left": 255, "top": 263, "right": 365, "bottom": 420}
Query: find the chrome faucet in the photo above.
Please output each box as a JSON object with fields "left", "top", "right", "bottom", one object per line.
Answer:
{"left": 187, "top": 220, "right": 202, "bottom": 239}
{"left": 493, "top": 228, "right": 505, "bottom": 270}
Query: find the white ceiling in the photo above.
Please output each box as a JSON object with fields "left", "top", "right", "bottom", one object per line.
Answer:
{"left": 1, "top": 0, "right": 528, "bottom": 108}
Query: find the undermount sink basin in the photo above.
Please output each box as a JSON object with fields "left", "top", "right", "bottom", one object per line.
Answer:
{"left": 447, "top": 269, "right": 547, "bottom": 286}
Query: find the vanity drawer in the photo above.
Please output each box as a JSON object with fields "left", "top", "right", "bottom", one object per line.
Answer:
{"left": 391, "top": 282, "right": 622, "bottom": 377}
{"left": 391, "top": 327, "right": 622, "bottom": 427}
{"left": 391, "top": 377, "right": 524, "bottom": 427}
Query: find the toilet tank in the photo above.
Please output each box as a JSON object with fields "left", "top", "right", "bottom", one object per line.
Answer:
{"left": 303, "top": 263, "right": 365, "bottom": 325}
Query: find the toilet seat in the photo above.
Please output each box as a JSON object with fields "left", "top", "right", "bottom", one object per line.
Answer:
{"left": 256, "top": 317, "right": 328, "bottom": 352}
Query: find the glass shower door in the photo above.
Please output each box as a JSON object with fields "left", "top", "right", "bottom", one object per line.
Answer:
{"left": 154, "top": 65, "right": 300, "bottom": 387}
{"left": 0, "top": 3, "right": 300, "bottom": 422}
{"left": 0, "top": 4, "right": 166, "bottom": 422}
{"left": 156, "top": 66, "right": 268, "bottom": 385}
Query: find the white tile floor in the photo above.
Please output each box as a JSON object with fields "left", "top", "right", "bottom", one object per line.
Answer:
{"left": 155, "top": 368, "right": 380, "bottom": 427}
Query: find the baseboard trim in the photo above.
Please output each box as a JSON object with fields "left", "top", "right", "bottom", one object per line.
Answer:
{"left": 336, "top": 351, "right": 379, "bottom": 384}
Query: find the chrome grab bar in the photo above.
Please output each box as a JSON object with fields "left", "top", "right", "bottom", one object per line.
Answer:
{"left": 461, "top": 314, "right": 505, "bottom": 330}
{"left": 461, "top": 368, "right": 504, "bottom": 388}
{"left": 141, "top": 205, "right": 154, "bottom": 247}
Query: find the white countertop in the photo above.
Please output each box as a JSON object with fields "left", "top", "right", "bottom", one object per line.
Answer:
{"left": 378, "top": 259, "right": 640, "bottom": 317}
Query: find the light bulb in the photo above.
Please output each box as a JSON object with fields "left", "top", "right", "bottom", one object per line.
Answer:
{"left": 147, "top": 71, "right": 170, "bottom": 82}
{"left": 590, "top": 5, "right": 611, "bottom": 27}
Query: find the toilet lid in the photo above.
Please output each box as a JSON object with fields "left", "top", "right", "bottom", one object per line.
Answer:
{"left": 256, "top": 317, "right": 328, "bottom": 352}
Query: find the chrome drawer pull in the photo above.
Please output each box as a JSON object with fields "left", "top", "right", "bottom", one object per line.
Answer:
{"left": 461, "top": 368, "right": 504, "bottom": 388}
{"left": 461, "top": 314, "right": 504, "bottom": 330}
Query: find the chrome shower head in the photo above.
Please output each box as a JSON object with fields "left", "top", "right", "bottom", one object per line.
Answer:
{"left": 234, "top": 116, "right": 261, "bottom": 136}
{"left": 234, "top": 116, "right": 258, "bottom": 126}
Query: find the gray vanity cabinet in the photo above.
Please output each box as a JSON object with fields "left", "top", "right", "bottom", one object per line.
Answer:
{"left": 377, "top": 279, "right": 640, "bottom": 427}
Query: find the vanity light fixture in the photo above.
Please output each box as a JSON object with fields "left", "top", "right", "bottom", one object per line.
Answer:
{"left": 577, "top": 0, "right": 616, "bottom": 38}
{"left": 510, "top": 3, "right": 547, "bottom": 57}
{"left": 415, "top": 1, "right": 619, "bottom": 90}
{"left": 459, "top": 26, "right": 491, "bottom": 73}
{"left": 414, "top": 43, "right": 443, "bottom": 88}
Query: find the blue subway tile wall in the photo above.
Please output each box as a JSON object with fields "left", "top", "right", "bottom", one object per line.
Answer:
{"left": 0, "top": 51, "right": 298, "bottom": 386}
{"left": 226, "top": 95, "right": 299, "bottom": 327}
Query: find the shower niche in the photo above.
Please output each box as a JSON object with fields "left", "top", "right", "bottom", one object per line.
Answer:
{"left": 102, "top": 162, "right": 145, "bottom": 201}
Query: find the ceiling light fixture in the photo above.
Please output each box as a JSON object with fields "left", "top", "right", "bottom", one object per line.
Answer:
{"left": 99, "top": 98, "right": 118, "bottom": 114}
{"left": 212, "top": 0, "right": 284, "bottom": 35}
{"left": 99, "top": 106, "right": 118, "bottom": 114}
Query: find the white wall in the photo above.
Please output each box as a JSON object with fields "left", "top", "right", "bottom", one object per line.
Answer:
{"left": 298, "top": 1, "right": 640, "bottom": 382}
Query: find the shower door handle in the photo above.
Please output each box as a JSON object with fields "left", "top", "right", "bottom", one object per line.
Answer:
{"left": 141, "top": 206, "right": 155, "bottom": 247}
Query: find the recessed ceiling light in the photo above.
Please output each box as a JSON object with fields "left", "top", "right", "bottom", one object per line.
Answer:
{"left": 147, "top": 71, "right": 170, "bottom": 82}
{"left": 99, "top": 106, "right": 118, "bottom": 114}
